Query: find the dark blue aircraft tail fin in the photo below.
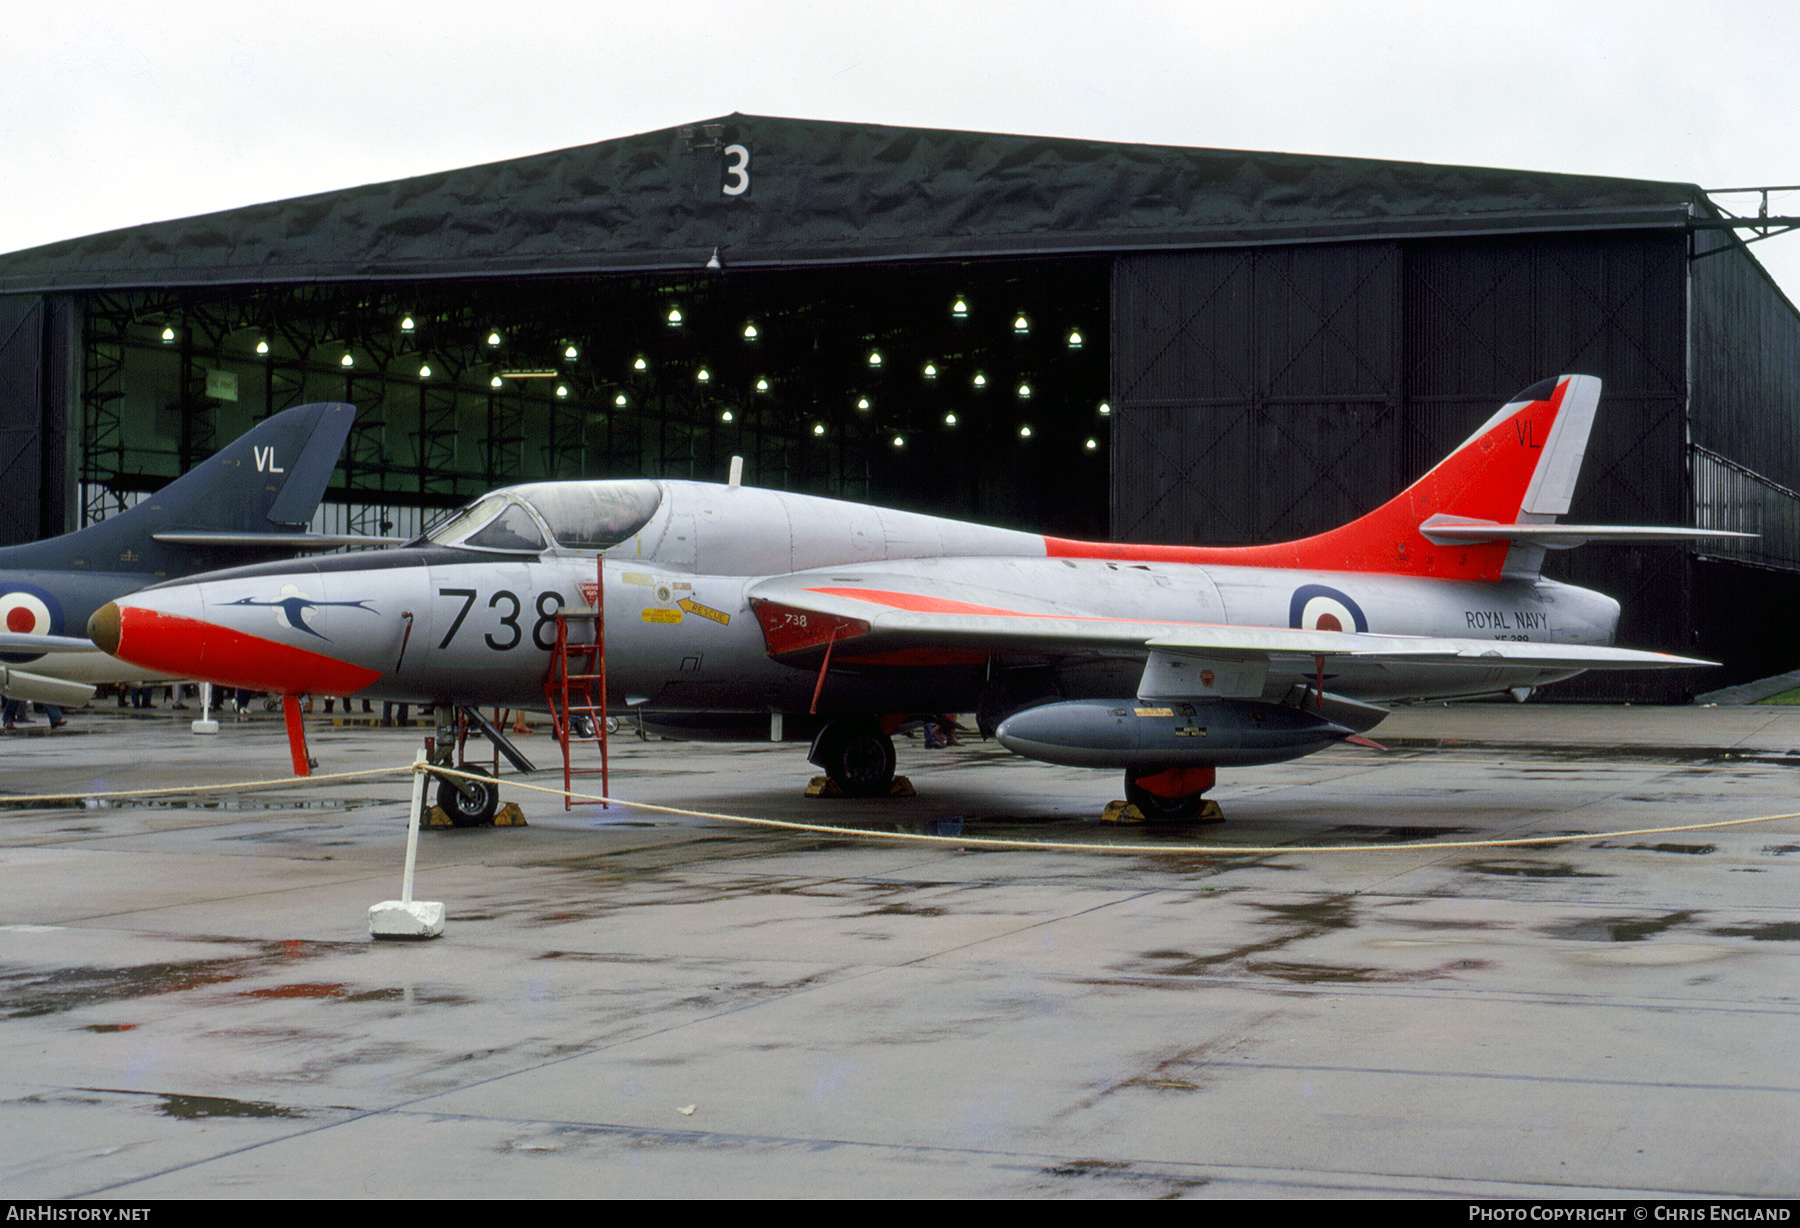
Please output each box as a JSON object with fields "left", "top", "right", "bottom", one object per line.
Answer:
{"left": 0, "top": 402, "right": 357, "bottom": 576}
{"left": 147, "top": 402, "right": 356, "bottom": 535}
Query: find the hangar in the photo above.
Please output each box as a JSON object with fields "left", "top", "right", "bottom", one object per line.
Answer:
{"left": 1, "top": 114, "right": 1797, "bottom": 699}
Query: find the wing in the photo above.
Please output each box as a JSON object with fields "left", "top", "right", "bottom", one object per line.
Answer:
{"left": 745, "top": 566, "right": 1713, "bottom": 680}
{"left": 0, "top": 632, "right": 109, "bottom": 654}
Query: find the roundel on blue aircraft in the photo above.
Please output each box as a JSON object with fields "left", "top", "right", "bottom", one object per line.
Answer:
{"left": 0, "top": 583, "right": 64, "bottom": 664}
{"left": 1288, "top": 584, "right": 1367, "bottom": 634}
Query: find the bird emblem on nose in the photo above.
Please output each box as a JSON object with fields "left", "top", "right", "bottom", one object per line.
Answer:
{"left": 226, "top": 584, "right": 376, "bottom": 640}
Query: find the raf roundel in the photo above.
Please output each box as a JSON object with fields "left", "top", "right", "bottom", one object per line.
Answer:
{"left": 0, "top": 583, "right": 63, "bottom": 663}
{"left": 1288, "top": 584, "right": 1368, "bottom": 634}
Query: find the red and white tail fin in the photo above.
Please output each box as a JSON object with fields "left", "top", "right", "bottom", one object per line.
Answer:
{"left": 1046, "top": 375, "right": 1604, "bottom": 581}
{"left": 1287, "top": 373, "right": 1603, "bottom": 581}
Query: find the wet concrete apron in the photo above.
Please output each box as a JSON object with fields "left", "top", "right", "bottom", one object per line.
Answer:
{"left": 0, "top": 705, "right": 1794, "bottom": 1197}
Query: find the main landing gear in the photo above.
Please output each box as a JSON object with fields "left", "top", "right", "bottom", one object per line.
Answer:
{"left": 1124, "top": 765, "right": 1218, "bottom": 822}
{"left": 809, "top": 716, "right": 898, "bottom": 797}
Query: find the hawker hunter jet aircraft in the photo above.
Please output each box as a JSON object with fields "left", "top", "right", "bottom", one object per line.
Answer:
{"left": 0, "top": 401, "right": 375, "bottom": 706}
{"left": 92, "top": 376, "right": 1733, "bottom": 819}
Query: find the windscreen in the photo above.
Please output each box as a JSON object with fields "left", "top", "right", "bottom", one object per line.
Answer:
{"left": 423, "top": 495, "right": 547, "bottom": 552}
{"left": 510, "top": 480, "right": 663, "bottom": 551}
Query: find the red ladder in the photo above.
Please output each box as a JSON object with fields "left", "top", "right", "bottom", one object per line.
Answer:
{"left": 542, "top": 556, "right": 608, "bottom": 809}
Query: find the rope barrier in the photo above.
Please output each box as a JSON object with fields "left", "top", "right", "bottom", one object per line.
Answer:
{"left": 423, "top": 762, "right": 1800, "bottom": 857}
{"left": 0, "top": 765, "right": 411, "bottom": 806}
{"left": 3, "top": 753, "right": 1791, "bottom": 857}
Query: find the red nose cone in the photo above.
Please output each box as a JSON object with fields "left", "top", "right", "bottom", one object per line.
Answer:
{"left": 101, "top": 604, "right": 382, "bottom": 696}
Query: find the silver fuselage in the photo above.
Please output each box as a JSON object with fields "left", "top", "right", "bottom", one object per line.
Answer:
{"left": 123, "top": 481, "right": 1620, "bottom": 715}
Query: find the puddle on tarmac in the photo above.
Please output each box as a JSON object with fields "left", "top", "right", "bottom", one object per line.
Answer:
{"left": 1381, "top": 740, "right": 1800, "bottom": 769}
{"left": 156, "top": 1093, "right": 303, "bottom": 1120}
{"left": 1319, "top": 824, "right": 1479, "bottom": 844}
{"left": 1131, "top": 895, "right": 1362, "bottom": 977}
{"left": 1706, "top": 921, "right": 1800, "bottom": 941}
{"left": 1541, "top": 910, "right": 1698, "bottom": 943}
{"left": 1035, "top": 1158, "right": 1210, "bottom": 1197}
{"left": 0, "top": 939, "right": 361, "bottom": 1018}
{"left": 1463, "top": 859, "right": 1606, "bottom": 879}
{"left": 0, "top": 796, "right": 389, "bottom": 813}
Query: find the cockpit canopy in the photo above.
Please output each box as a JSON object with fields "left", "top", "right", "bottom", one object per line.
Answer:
{"left": 424, "top": 480, "right": 663, "bottom": 554}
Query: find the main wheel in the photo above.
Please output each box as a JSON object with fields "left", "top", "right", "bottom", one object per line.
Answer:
{"left": 812, "top": 718, "right": 897, "bottom": 797}
{"left": 1124, "top": 766, "right": 1208, "bottom": 821}
{"left": 437, "top": 765, "right": 499, "bottom": 826}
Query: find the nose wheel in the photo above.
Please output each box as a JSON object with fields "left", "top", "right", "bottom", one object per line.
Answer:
{"left": 436, "top": 765, "right": 499, "bottom": 827}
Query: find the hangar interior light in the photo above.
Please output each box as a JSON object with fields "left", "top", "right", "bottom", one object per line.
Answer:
{"left": 83, "top": 256, "right": 1107, "bottom": 538}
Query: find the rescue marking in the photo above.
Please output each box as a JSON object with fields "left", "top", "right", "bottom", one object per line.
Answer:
{"left": 677, "top": 597, "right": 731, "bottom": 626}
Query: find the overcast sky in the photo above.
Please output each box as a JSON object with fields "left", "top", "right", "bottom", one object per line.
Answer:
{"left": 6, "top": 1, "right": 1798, "bottom": 297}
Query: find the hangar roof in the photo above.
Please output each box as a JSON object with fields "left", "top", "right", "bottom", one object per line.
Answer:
{"left": 0, "top": 113, "right": 1709, "bottom": 294}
